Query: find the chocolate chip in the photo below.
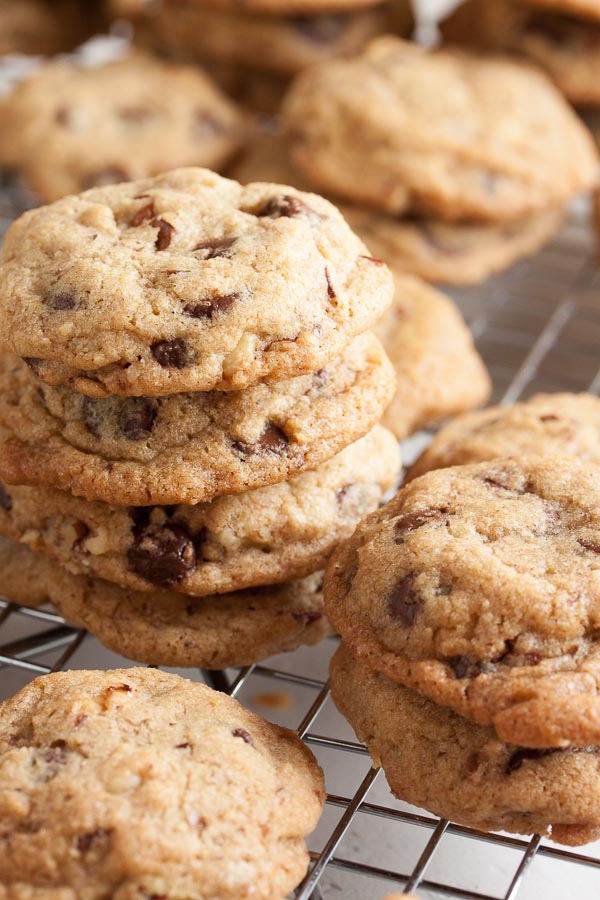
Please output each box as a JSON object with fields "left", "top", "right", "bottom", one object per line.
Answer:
{"left": 77, "top": 828, "right": 111, "bottom": 853}
{"left": 539, "top": 414, "right": 559, "bottom": 423}
{"left": 151, "top": 338, "right": 188, "bottom": 368}
{"left": 232, "top": 728, "right": 254, "bottom": 745}
{"left": 255, "top": 194, "right": 314, "bottom": 218}
{"left": 106, "top": 683, "right": 132, "bottom": 693}
{"left": 42, "top": 746, "right": 67, "bottom": 764}
{"left": 233, "top": 423, "right": 289, "bottom": 457}
{"left": 325, "top": 266, "right": 336, "bottom": 300}
{"left": 292, "top": 610, "right": 323, "bottom": 624}
{"left": 506, "top": 747, "right": 560, "bottom": 774}
{"left": 82, "top": 397, "right": 104, "bottom": 438}
{"left": 23, "top": 357, "right": 43, "bottom": 374}
{"left": 184, "top": 293, "right": 239, "bottom": 319}
{"left": 394, "top": 509, "right": 446, "bottom": 542}
{"left": 72, "top": 520, "right": 90, "bottom": 548}
{"left": 449, "top": 655, "right": 484, "bottom": 679}
{"left": 118, "top": 398, "right": 158, "bottom": 440}
{"left": 128, "top": 523, "right": 196, "bottom": 587}
{"left": 73, "top": 714, "right": 88, "bottom": 729}
{"left": 290, "top": 13, "right": 346, "bottom": 41}
{"left": 193, "top": 237, "right": 236, "bottom": 259}
{"left": 579, "top": 539, "right": 600, "bottom": 555}
{"left": 153, "top": 218, "right": 175, "bottom": 251}
{"left": 81, "top": 166, "right": 129, "bottom": 190}
{"left": 0, "top": 484, "right": 12, "bottom": 511}
{"left": 45, "top": 291, "right": 78, "bottom": 311}
{"left": 130, "top": 201, "right": 156, "bottom": 227}
{"left": 387, "top": 575, "right": 420, "bottom": 626}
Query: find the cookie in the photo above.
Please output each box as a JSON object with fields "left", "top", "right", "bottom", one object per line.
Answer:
{"left": 375, "top": 273, "right": 490, "bottom": 439}
{"left": 282, "top": 37, "right": 599, "bottom": 221}
{"left": 0, "top": 54, "right": 245, "bottom": 203}
{"left": 408, "top": 393, "right": 600, "bottom": 480}
{"left": 330, "top": 644, "right": 600, "bottom": 846}
{"left": 325, "top": 456, "right": 600, "bottom": 749}
{"left": 0, "top": 665, "right": 325, "bottom": 898}
{"left": 133, "top": 1, "right": 405, "bottom": 77}
{"left": 522, "top": 0, "right": 600, "bottom": 22}
{"left": 0, "top": 168, "right": 394, "bottom": 397}
{"left": 231, "top": 131, "right": 564, "bottom": 284}
{"left": 0, "top": 426, "right": 400, "bottom": 595}
{"left": 0, "top": 333, "right": 395, "bottom": 505}
{"left": 0, "top": 536, "right": 331, "bottom": 667}
{"left": 441, "top": 0, "right": 600, "bottom": 107}
{"left": 0, "top": 0, "right": 95, "bottom": 56}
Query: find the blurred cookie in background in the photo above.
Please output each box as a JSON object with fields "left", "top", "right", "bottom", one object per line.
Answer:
{"left": 0, "top": 52, "right": 246, "bottom": 202}
{"left": 0, "top": 0, "right": 100, "bottom": 57}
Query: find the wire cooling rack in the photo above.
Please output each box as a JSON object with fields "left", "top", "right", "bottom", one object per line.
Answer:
{"left": 1, "top": 178, "right": 600, "bottom": 899}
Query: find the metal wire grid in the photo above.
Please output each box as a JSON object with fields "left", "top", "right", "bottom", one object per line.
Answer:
{"left": 1, "top": 196, "right": 600, "bottom": 899}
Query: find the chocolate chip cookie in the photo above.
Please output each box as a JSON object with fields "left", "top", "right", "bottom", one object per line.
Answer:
{"left": 0, "top": 426, "right": 400, "bottom": 594}
{"left": 0, "top": 536, "right": 331, "bottom": 667}
{"left": 133, "top": 1, "right": 407, "bottom": 76}
{"left": 375, "top": 272, "right": 491, "bottom": 439}
{"left": 0, "top": 333, "right": 395, "bottom": 505}
{"left": 283, "top": 38, "right": 599, "bottom": 221}
{"left": 0, "top": 54, "right": 245, "bottom": 203}
{"left": 0, "top": 168, "right": 394, "bottom": 397}
{"left": 330, "top": 644, "right": 600, "bottom": 845}
{"left": 325, "top": 456, "right": 600, "bottom": 749}
{"left": 409, "top": 393, "right": 600, "bottom": 480}
{"left": 0, "top": 665, "right": 325, "bottom": 898}
{"left": 441, "top": 0, "right": 600, "bottom": 106}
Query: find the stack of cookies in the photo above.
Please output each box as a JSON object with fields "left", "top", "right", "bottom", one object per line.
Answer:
{"left": 281, "top": 37, "right": 599, "bottom": 285}
{"left": 441, "top": 0, "right": 600, "bottom": 109}
{"left": 325, "top": 450, "right": 600, "bottom": 844}
{"left": 0, "top": 166, "right": 400, "bottom": 668}
{"left": 106, "top": 0, "right": 415, "bottom": 113}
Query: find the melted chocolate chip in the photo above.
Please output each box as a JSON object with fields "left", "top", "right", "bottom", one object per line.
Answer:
{"left": 184, "top": 293, "right": 239, "bottom": 319}
{"left": 128, "top": 523, "right": 196, "bottom": 587}
{"left": 45, "top": 291, "right": 78, "bottom": 311}
{"left": 292, "top": 610, "right": 323, "bottom": 624}
{"left": 130, "top": 201, "right": 156, "bottom": 227}
{"left": 232, "top": 728, "right": 254, "bottom": 745}
{"left": 118, "top": 398, "right": 158, "bottom": 440}
{"left": 506, "top": 747, "right": 560, "bottom": 774}
{"left": 72, "top": 520, "right": 90, "bottom": 548}
{"left": 176, "top": 742, "right": 190, "bottom": 749}
{"left": 233, "top": 423, "right": 289, "bottom": 457}
{"left": 255, "top": 194, "right": 314, "bottom": 218}
{"left": 76, "top": 828, "right": 111, "bottom": 853}
{"left": 387, "top": 575, "right": 420, "bottom": 626}
{"left": 193, "top": 237, "right": 236, "bottom": 259}
{"left": 290, "top": 13, "right": 346, "bottom": 41}
{"left": 449, "top": 655, "right": 484, "bottom": 679}
{"left": 106, "top": 683, "right": 132, "bottom": 693}
{"left": 0, "top": 484, "right": 12, "bottom": 511}
{"left": 81, "top": 166, "right": 129, "bottom": 190}
{"left": 73, "top": 714, "right": 88, "bottom": 729}
{"left": 539, "top": 414, "right": 559, "bottom": 423}
{"left": 394, "top": 509, "right": 446, "bottom": 542}
{"left": 23, "top": 357, "right": 43, "bottom": 374}
{"left": 578, "top": 538, "right": 600, "bottom": 555}
{"left": 325, "top": 267, "right": 336, "bottom": 300}
{"left": 151, "top": 338, "right": 188, "bottom": 368}
{"left": 336, "top": 483, "right": 354, "bottom": 504}
{"left": 153, "top": 218, "right": 175, "bottom": 251}
{"left": 82, "top": 397, "right": 104, "bottom": 438}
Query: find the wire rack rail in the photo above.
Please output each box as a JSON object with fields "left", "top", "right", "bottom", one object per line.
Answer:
{"left": 1, "top": 181, "right": 600, "bottom": 900}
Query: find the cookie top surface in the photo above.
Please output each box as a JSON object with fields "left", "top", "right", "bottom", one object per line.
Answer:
{"left": 325, "top": 456, "right": 600, "bottom": 748}
{"left": 0, "top": 426, "right": 400, "bottom": 595}
{"left": 441, "top": 0, "right": 600, "bottom": 106}
{"left": 0, "top": 536, "right": 330, "bottom": 668}
{"left": 0, "top": 333, "right": 395, "bottom": 505}
{"left": 0, "top": 55, "right": 245, "bottom": 203}
{"left": 375, "top": 272, "right": 491, "bottom": 439}
{"left": 0, "top": 666, "right": 325, "bottom": 899}
{"left": 409, "top": 393, "right": 600, "bottom": 479}
{"left": 0, "top": 167, "right": 393, "bottom": 396}
{"left": 282, "top": 37, "right": 599, "bottom": 220}
{"left": 330, "top": 644, "right": 600, "bottom": 846}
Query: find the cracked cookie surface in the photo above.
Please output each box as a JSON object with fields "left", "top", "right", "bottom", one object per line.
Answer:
{"left": 0, "top": 167, "right": 393, "bottom": 396}
{"left": 283, "top": 37, "right": 598, "bottom": 221}
{"left": 0, "top": 665, "right": 325, "bottom": 899}
{"left": 330, "top": 644, "right": 600, "bottom": 845}
{"left": 325, "top": 456, "right": 600, "bottom": 748}
{"left": 0, "top": 536, "right": 331, "bottom": 668}
{"left": 0, "top": 426, "right": 400, "bottom": 595}
{"left": 0, "top": 333, "right": 395, "bottom": 505}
